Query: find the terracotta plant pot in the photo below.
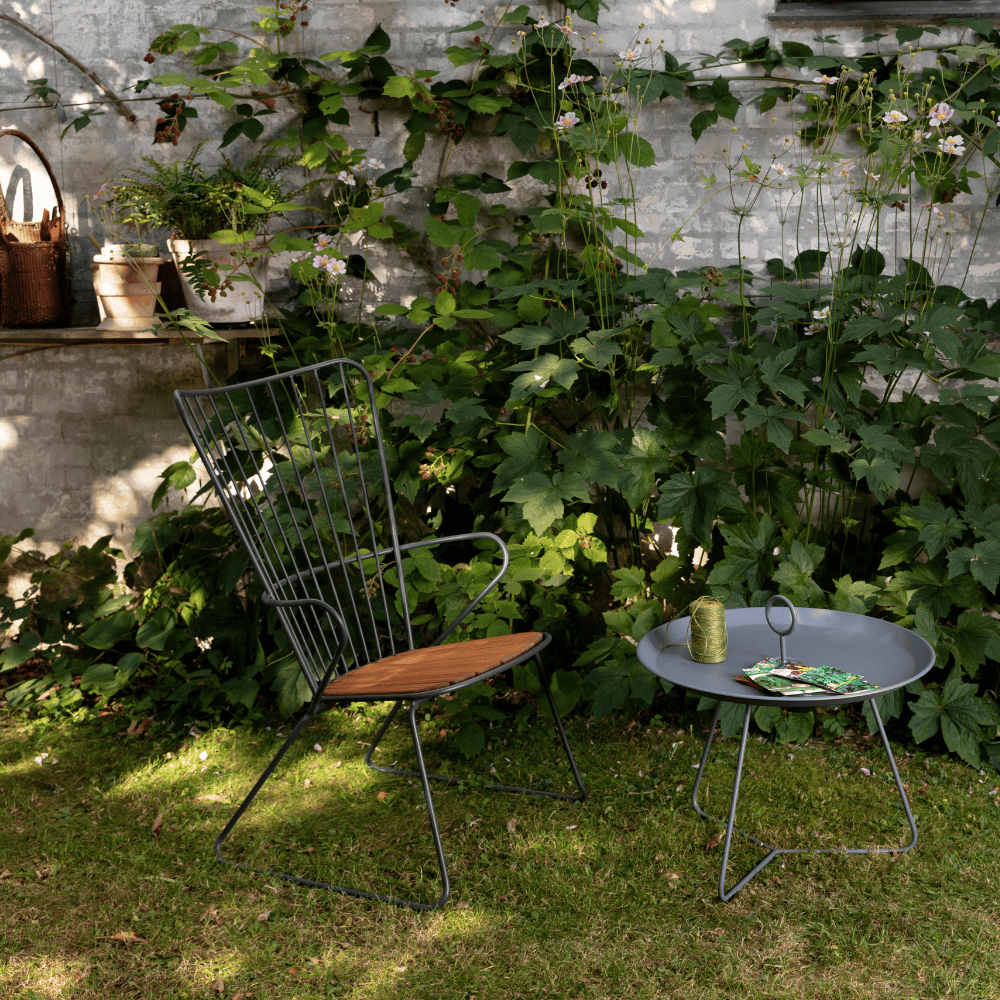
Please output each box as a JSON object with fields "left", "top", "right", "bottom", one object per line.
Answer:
{"left": 168, "top": 238, "right": 267, "bottom": 325}
{"left": 91, "top": 252, "right": 164, "bottom": 331}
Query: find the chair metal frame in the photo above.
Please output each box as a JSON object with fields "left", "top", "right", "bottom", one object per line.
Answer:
{"left": 174, "top": 358, "right": 588, "bottom": 910}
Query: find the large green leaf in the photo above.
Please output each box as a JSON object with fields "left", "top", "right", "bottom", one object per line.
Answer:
{"left": 559, "top": 430, "right": 620, "bottom": 488}
{"left": 908, "top": 667, "right": 1000, "bottom": 766}
{"left": 491, "top": 427, "right": 552, "bottom": 496}
{"left": 506, "top": 355, "right": 581, "bottom": 401}
{"left": 615, "top": 427, "right": 670, "bottom": 510}
{"left": 79, "top": 611, "right": 136, "bottom": 650}
{"left": 707, "top": 515, "right": 777, "bottom": 593}
{"left": 502, "top": 470, "right": 590, "bottom": 535}
{"left": 657, "top": 468, "right": 745, "bottom": 549}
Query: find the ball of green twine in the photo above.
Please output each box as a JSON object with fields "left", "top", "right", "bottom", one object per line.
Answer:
{"left": 687, "top": 595, "right": 728, "bottom": 663}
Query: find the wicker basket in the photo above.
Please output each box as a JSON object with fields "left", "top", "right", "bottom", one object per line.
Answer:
{"left": 0, "top": 129, "right": 70, "bottom": 327}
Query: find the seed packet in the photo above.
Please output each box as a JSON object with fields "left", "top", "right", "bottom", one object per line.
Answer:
{"left": 738, "top": 657, "right": 878, "bottom": 696}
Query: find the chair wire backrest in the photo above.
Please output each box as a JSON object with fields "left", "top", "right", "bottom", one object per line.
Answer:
{"left": 174, "top": 359, "right": 414, "bottom": 693}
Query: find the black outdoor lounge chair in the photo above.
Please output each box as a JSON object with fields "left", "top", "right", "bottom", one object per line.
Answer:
{"left": 173, "top": 358, "right": 588, "bottom": 910}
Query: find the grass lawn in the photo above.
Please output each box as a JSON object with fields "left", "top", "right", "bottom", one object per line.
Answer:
{"left": 1, "top": 702, "right": 998, "bottom": 999}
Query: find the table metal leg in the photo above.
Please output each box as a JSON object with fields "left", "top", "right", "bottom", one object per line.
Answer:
{"left": 691, "top": 698, "right": 918, "bottom": 902}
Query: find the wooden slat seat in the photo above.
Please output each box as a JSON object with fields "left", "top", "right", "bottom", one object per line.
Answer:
{"left": 324, "top": 632, "right": 544, "bottom": 698}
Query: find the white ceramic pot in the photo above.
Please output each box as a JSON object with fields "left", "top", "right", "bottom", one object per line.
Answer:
{"left": 168, "top": 238, "right": 267, "bottom": 325}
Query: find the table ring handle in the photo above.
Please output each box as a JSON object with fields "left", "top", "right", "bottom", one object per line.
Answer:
{"left": 764, "top": 595, "right": 796, "bottom": 637}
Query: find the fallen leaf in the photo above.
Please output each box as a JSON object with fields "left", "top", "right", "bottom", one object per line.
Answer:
{"left": 705, "top": 834, "right": 721, "bottom": 851}
{"left": 304, "top": 779, "right": 312, "bottom": 789}
{"left": 455, "top": 901, "right": 471, "bottom": 909}
{"left": 334, "top": 761, "right": 342, "bottom": 768}
{"left": 377, "top": 791, "right": 387, "bottom": 800}
{"left": 0, "top": 870, "right": 10, "bottom": 879}
{"left": 136, "top": 718, "right": 153, "bottom": 737}
{"left": 299, "top": 846, "right": 315, "bottom": 854}
{"left": 199, "top": 751, "right": 209, "bottom": 761}
{"left": 33, "top": 753, "right": 48, "bottom": 766}
{"left": 665, "top": 873, "right": 680, "bottom": 881}
{"left": 126, "top": 720, "right": 139, "bottom": 736}
{"left": 151, "top": 813, "right": 164, "bottom": 839}
{"left": 110, "top": 930, "right": 146, "bottom": 944}
{"left": 772, "top": 875, "right": 783, "bottom": 885}
{"left": 201, "top": 906, "right": 224, "bottom": 926}
{"left": 506, "top": 818, "right": 518, "bottom": 834}
{"left": 257, "top": 911, "right": 272, "bottom": 922}
{"left": 194, "top": 794, "right": 231, "bottom": 805}
{"left": 288, "top": 967, "right": 301, "bottom": 975}
{"left": 565, "top": 825, "right": 578, "bottom": 830}
{"left": 313, "top": 743, "right": 323, "bottom": 752}
{"left": 211, "top": 978, "right": 225, "bottom": 994}
{"left": 440, "top": 729, "right": 448, "bottom": 738}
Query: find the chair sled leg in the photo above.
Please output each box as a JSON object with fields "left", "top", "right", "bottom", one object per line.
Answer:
{"left": 214, "top": 705, "right": 443, "bottom": 911}
{"left": 364, "top": 662, "right": 588, "bottom": 804}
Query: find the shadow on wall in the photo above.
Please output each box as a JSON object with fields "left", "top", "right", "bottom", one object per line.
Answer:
{"left": 0, "top": 343, "right": 228, "bottom": 599}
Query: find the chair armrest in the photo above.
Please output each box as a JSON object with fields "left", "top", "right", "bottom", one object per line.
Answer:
{"left": 261, "top": 593, "right": 349, "bottom": 704}
{"left": 398, "top": 532, "right": 510, "bottom": 646}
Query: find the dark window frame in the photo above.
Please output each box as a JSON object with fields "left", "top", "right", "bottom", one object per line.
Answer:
{"left": 770, "top": 1, "right": 999, "bottom": 22}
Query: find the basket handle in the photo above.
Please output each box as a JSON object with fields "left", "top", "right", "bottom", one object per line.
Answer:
{"left": 0, "top": 129, "right": 65, "bottom": 234}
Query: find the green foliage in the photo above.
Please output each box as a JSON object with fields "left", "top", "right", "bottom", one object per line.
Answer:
{"left": 8, "top": 5, "right": 1000, "bottom": 769}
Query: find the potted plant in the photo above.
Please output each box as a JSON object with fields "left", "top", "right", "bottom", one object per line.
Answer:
{"left": 103, "top": 143, "right": 289, "bottom": 324}
{"left": 87, "top": 225, "right": 164, "bottom": 330}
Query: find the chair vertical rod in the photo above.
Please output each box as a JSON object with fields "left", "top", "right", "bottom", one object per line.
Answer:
{"left": 341, "top": 365, "right": 414, "bottom": 652}
{"left": 535, "top": 654, "right": 588, "bottom": 800}
{"left": 193, "top": 390, "right": 329, "bottom": 676}
{"left": 407, "top": 699, "right": 451, "bottom": 909}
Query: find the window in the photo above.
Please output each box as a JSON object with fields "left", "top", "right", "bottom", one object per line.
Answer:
{"left": 769, "top": 0, "right": 998, "bottom": 23}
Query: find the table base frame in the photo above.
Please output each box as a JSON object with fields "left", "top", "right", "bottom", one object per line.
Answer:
{"left": 693, "top": 699, "right": 917, "bottom": 902}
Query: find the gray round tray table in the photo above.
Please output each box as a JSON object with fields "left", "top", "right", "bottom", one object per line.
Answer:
{"left": 637, "top": 599, "right": 936, "bottom": 901}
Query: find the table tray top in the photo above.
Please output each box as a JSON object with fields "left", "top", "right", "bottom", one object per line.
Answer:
{"left": 637, "top": 606, "right": 936, "bottom": 708}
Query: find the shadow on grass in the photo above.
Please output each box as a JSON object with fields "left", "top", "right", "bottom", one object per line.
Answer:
{"left": 3, "top": 706, "right": 1000, "bottom": 999}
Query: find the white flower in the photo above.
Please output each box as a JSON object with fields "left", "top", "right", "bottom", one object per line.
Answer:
{"left": 199, "top": 751, "right": 208, "bottom": 761}
{"left": 769, "top": 163, "right": 793, "bottom": 176}
{"left": 555, "top": 22, "right": 576, "bottom": 35}
{"left": 882, "top": 109, "right": 908, "bottom": 125}
{"left": 864, "top": 169, "right": 881, "bottom": 181}
{"left": 535, "top": 15, "right": 549, "bottom": 29}
{"left": 938, "top": 134, "right": 965, "bottom": 156}
{"left": 812, "top": 375, "right": 823, "bottom": 382}
{"left": 812, "top": 306, "right": 831, "bottom": 322}
{"left": 556, "top": 111, "right": 581, "bottom": 130}
{"left": 313, "top": 743, "right": 323, "bottom": 752}
{"left": 312, "top": 254, "right": 327, "bottom": 269}
{"left": 928, "top": 102, "right": 954, "bottom": 127}
{"left": 558, "top": 74, "right": 594, "bottom": 90}
{"left": 359, "top": 157, "right": 385, "bottom": 171}
{"left": 314, "top": 233, "right": 333, "bottom": 248}
{"left": 805, "top": 323, "right": 822, "bottom": 336}
{"left": 516, "top": 30, "right": 526, "bottom": 37}
{"left": 324, "top": 258, "right": 348, "bottom": 276}
{"left": 813, "top": 74, "right": 840, "bottom": 84}
{"left": 336, "top": 170, "right": 356, "bottom": 187}
{"left": 839, "top": 165, "right": 855, "bottom": 178}
{"left": 618, "top": 49, "right": 641, "bottom": 63}
{"left": 912, "top": 129, "right": 926, "bottom": 143}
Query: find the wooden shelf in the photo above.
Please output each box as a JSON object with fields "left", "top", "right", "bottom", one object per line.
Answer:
{"left": 0, "top": 325, "right": 276, "bottom": 346}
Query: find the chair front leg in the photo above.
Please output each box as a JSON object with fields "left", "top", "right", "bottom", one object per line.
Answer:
{"left": 535, "top": 653, "right": 589, "bottom": 802}
{"left": 407, "top": 698, "right": 451, "bottom": 909}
